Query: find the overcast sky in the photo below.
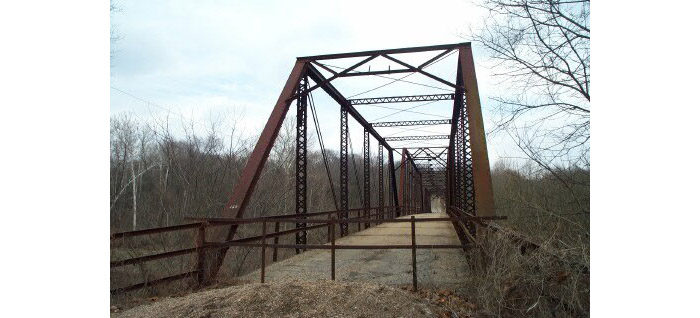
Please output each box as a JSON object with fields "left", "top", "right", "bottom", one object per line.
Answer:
{"left": 110, "top": 0, "right": 517, "bottom": 164}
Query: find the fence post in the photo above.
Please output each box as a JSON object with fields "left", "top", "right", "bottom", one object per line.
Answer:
{"left": 331, "top": 217, "right": 336, "bottom": 280}
{"left": 196, "top": 223, "right": 207, "bottom": 286}
{"left": 261, "top": 221, "right": 267, "bottom": 283}
{"left": 327, "top": 213, "right": 331, "bottom": 242}
{"left": 411, "top": 216, "right": 417, "bottom": 292}
{"left": 272, "top": 221, "right": 280, "bottom": 262}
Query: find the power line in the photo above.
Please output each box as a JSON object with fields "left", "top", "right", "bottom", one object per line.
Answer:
{"left": 360, "top": 103, "right": 449, "bottom": 119}
{"left": 110, "top": 86, "right": 209, "bottom": 131}
{"left": 369, "top": 100, "right": 441, "bottom": 122}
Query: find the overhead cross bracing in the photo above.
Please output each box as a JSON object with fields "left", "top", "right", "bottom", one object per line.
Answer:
{"left": 384, "top": 135, "right": 450, "bottom": 141}
{"left": 196, "top": 42, "right": 496, "bottom": 283}
{"left": 348, "top": 93, "right": 454, "bottom": 105}
{"left": 371, "top": 119, "right": 452, "bottom": 127}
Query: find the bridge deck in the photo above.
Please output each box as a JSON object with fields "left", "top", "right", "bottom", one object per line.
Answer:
{"left": 241, "top": 212, "right": 472, "bottom": 291}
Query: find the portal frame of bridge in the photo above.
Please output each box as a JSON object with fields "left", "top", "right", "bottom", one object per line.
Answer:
{"left": 203, "top": 42, "right": 495, "bottom": 283}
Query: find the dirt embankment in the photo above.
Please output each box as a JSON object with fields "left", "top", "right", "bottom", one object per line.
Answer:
{"left": 112, "top": 279, "right": 479, "bottom": 318}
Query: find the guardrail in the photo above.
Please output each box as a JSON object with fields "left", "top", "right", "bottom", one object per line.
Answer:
{"left": 111, "top": 205, "right": 411, "bottom": 295}
{"left": 110, "top": 206, "right": 504, "bottom": 294}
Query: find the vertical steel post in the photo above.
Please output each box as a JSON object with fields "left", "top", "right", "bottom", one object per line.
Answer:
{"left": 408, "top": 161, "right": 413, "bottom": 214}
{"left": 448, "top": 59, "right": 463, "bottom": 212}
{"left": 340, "top": 108, "right": 349, "bottom": 236}
{"left": 196, "top": 224, "right": 206, "bottom": 285}
{"left": 295, "top": 75, "right": 308, "bottom": 253}
{"left": 378, "top": 144, "right": 384, "bottom": 220}
{"left": 363, "top": 129, "right": 371, "bottom": 229}
{"left": 459, "top": 45, "right": 495, "bottom": 219}
{"left": 411, "top": 216, "right": 418, "bottom": 292}
{"left": 260, "top": 221, "right": 267, "bottom": 283}
{"left": 273, "top": 221, "right": 280, "bottom": 262}
{"left": 399, "top": 149, "right": 407, "bottom": 215}
{"left": 326, "top": 212, "right": 331, "bottom": 242}
{"left": 388, "top": 151, "right": 400, "bottom": 217}
{"left": 330, "top": 217, "right": 336, "bottom": 280}
{"left": 419, "top": 175, "right": 424, "bottom": 213}
{"left": 456, "top": 101, "right": 464, "bottom": 212}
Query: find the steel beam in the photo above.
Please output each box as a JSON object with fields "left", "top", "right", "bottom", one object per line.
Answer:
{"left": 459, "top": 45, "right": 495, "bottom": 219}
{"left": 340, "top": 108, "right": 349, "bottom": 237}
{"left": 339, "top": 69, "right": 414, "bottom": 77}
{"left": 388, "top": 151, "right": 400, "bottom": 216}
{"left": 295, "top": 75, "right": 309, "bottom": 253}
{"left": 292, "top": 55, "right": 378, "bottom": 100}
{"left": 297, "top": 43, "right": 464, "bottom": 61}
{"left": 381, "top": 54, "right": 462, "bottom": 91}
{"left": 399, "top": 149, "right": 407, "bottom": 213}
{"left": 363, "top": 129, "right": 371, "bottom": 229}
{"left": 378, "top": 143, "right": 384, "bottom": 220}
{"left": 210, "top": 61, "right": 307, "bottom": 283}
{"left": 371, "top": 119, "right": 451, "bottom": 127}
{"left": 306, "top": 65, "right": 393, "bottom": 152}
{"left": 348, "top": 94, "right": 454, "bottom": 105}
{"left": 385, "top": 135, "right": 450, "bottom": 141}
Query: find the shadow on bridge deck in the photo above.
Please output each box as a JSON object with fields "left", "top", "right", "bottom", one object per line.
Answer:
{"left": 241, "top": 212, "right": 472, "bottom": 292}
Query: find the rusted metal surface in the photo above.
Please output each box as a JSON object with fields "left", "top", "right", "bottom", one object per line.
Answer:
{"left": 381, "top": 53, "right": 463, "bottom": 91}
{"left": 363, "top": 128, "right": 371, "bottom": 229}
{"left": 458, "top": 45, "right": 495, "bottom": 218}
{"left": 110, "top": 223, "right": 200, "bottom": 240}
{"left": 295, "top": 76, "right": 309, "bottom": 253}
{"left": 348, "top": 93, "right": 454, "bottom": 105}
{"left": 273, "top": 222, "right": 280, "bottom": 262}
{"left": 377, "top": 143, "right": 384, "bottom": 219}
{"left": 388, "top": 150, "right": 400, "bottom": 216}
{"left": 196, "top": 224, "right": 206, "bottom": 284}
{"left": 411, "top": 216, "right": 418, "bottom": 291}
{"left": 330, "top": 218, "right": 336, "bottom": 280}
{"left": 213, "top": 243, "right": 473, "bottom": 250}
{"left": 188, "top": 216, "right": 505, "bottom": 225}
{"left": 207, "top": 60, "right": 309, "bottom": 282}
{"left": 297, "top": 43, "right": 463, "bottom": 61}
{"left": 371, "top": 119, "right": 452, "bottom": 127}
{"left": 110, "top": 271, "right": 199, "bottom": 295}
{"left": 111, "top": 247, "right": 198, "bottom": 268}
{"left": 399, "top": 149, "right": 407, "bottom": 211}
{"left": 340, "top": 107, "right": 349, "bottom": 236}
{"left": 384, "top": 135, "right": 450, "bottom": 141}
{"left": 261, "top": 221, "right": 267, "bottom": 283}
{"left": 306, "top": 65, "right": 392, "bottom": 151}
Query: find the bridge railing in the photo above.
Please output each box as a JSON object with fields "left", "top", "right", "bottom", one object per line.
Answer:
{"left": 110, "top": 205, "right": 416, "bottom": 295}
{"left": 110, "top": 206, "right": 502, "bottom": 294}
{"left": 188, "top": 213, "right": 505, "bottom": 291}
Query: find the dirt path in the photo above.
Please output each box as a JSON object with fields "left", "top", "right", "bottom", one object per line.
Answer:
{"left": 241, "top": 212, "right": 472, "bottom": 293}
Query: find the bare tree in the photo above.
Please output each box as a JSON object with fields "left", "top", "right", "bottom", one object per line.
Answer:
{"left": 110, "top": 0, "right": 122, "bottom": 63}
{"left": 468, "top": 0, "right": 590, "bottom": 171}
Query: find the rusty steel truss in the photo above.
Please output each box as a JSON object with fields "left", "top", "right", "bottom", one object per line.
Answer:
{"left": 197, "top": 42, "right": 497, "bottom": 282}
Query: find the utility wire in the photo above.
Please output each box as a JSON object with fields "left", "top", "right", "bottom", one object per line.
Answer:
{"left": 111, "top": 86, "right": 209, "bottom": 131}
{"left": 384, "top": 125, "right": 448, "bottom": 137}
{"left": 361, "top": 103, "right": 449, "bottom": 119}
{"left": 348, "top": 132, "right": 364, "bottom": 207}
{"left": 369, "top": 100, "right": 441, "bottom": 122}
